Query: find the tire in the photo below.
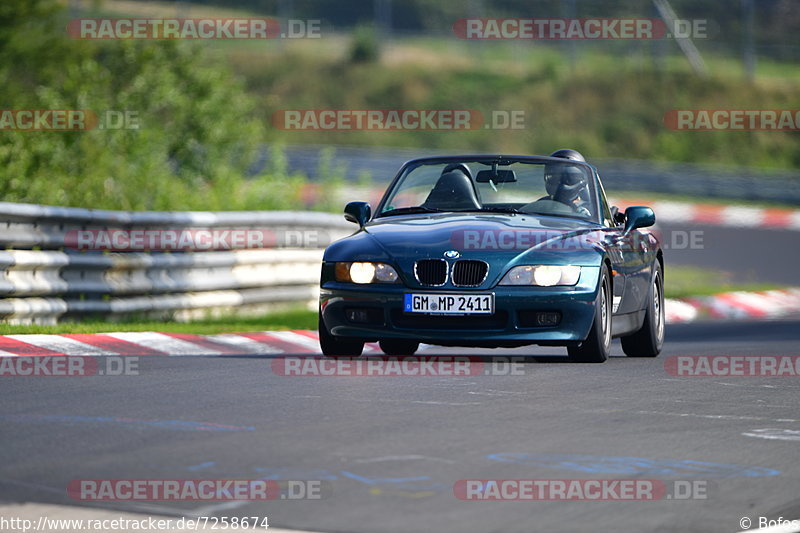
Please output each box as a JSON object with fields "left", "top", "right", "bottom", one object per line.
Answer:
{"left": 379, "top": 339, "right": 420, "bottom": 356}
{"left": 567, "top": 265, "right": 612, "bottom": 363}
{"left": 318, "top": 314, "right": 364, "bottom": 357}
{"left": 621, "top": 261, "right": 664, "bottom": 358}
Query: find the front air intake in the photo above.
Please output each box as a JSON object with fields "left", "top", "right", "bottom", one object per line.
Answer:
{"left": 451, "top": 260, "right": 488, "bottom": 287}
{"left": 414, "top": 259, "right": 448, "bottom": 286}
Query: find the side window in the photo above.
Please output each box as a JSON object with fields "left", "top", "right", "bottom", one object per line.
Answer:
{"left": 595, "top": 171, "right": 615, "bottom": 227}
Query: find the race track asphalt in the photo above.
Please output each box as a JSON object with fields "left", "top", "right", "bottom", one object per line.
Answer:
{"left": 1, "top": 320, "right": 799, "bottom": 533}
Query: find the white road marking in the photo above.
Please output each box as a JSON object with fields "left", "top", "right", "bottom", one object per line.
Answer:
{"left": 5, "top": 334, "right": 117, "bottom": 356}
{"left": 650, "top": 201, "right": 695, "bottom": 223}
{"left": 742, "top": 428, "right": 800, "bottom": 442}
{"left": 0, "top": 333, "right": 434, "bottom": 358}
{"left": 664, "top": 298, "right": 699, "bottom": 323}
{"left": 347, "top": 397, "right": 481, "bottom": 406}
{"left": 468, "top": 390, "right": 527, "bottom": 396}
{"left": 104, "top": 332, "right": 213, "bottom": 356}
{"left": 364, "top": 342, "right": 382, "bottom": 353}
{"left": 268, "top": 330, "right": 323, "bottom": 351}
{"left": 633, "top": 410, "right": 800, "bottom": 423}
{"left": 721, "top": 206, "right": 766, "bottom": 227}
{"left": 206, "top": 334, "right": 283, "bottom": 354}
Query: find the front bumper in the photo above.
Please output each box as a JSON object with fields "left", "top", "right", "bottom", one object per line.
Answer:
{"left": 320, "top": 267, "right": 601, "bottom": 347}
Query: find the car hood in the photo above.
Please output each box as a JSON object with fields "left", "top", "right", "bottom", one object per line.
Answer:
{"left": 324, "top": 213, "right": 609, "bottom": 285}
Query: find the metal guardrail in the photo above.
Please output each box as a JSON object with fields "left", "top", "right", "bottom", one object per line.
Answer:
{"left": 0, "top": 202, "right": 354, "bottom": 324}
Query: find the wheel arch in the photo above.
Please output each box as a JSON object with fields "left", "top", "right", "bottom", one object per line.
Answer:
{"left": 656, "top": 249, "right": 664, "bottom": 282}
{"left": 603, "top": 256, "right": 613, "bottom": 299}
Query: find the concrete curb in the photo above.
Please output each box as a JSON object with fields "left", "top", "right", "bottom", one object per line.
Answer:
{"left": 665, "top": 288, "right": 800, "bottom": 324}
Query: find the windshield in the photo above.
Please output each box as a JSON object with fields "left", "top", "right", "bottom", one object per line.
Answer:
{"left": 378, "top": 159, "right": 600, "bottom": 222}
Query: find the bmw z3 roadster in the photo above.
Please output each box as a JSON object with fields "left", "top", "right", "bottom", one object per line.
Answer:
{"left": 319, "top": 149, "right": 664, "bottom": 363}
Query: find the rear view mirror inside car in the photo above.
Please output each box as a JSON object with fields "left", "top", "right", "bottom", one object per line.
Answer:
{"left": 476, "top": 169, "right": 517, "bottom": 183}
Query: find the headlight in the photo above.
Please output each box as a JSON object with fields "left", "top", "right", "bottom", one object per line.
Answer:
{"left": 499, "top": 265, "right": 581, "bottom": 286}
{"left": 350, "top": 262, "right": 376, "bottom": 284}
{"left": 335, "top": 262, "right": 400, "bottom": 284}
{"left": 374, "top": 263, "right": 399, "bottom": 282}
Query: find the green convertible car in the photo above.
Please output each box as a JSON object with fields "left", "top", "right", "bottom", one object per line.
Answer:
{"left": 319, "top": 149, "right": 664, "bottom": 363}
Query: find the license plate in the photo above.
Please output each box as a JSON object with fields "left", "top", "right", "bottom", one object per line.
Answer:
{"left": 404, "top": 293, "right": 494, "bottom": 315}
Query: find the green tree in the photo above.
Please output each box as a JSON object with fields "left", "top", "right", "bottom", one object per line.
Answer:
{"left": 0, "top": 0, "right": 287, "bottom": 210}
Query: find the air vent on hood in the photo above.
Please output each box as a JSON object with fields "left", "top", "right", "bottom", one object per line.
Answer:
{"left": 414, "top": 259, "right": 448, "bottom": 286}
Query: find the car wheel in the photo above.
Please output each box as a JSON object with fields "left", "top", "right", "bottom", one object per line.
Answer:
{"left": 379, "top": 339, "right": 420, "bottom": 356}
{"left": 567, "top": 265, "right": 611, "bottom": 363}
{"left": 318, "top": 313, "right": 364, "bottom": 357}
{"left": 621, "top": 261, "right": 664, "bottom": 358}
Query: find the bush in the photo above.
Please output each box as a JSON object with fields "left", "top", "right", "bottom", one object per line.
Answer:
{"left": 349, "top": 25, "right": 380, "bottom": 63}
{"left": 0, "top": 0, "right": 307, "bottom": 211}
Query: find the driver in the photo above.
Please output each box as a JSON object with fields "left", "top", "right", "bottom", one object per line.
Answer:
{"left": 543, "top": 164, "right": 591, "bottom": 217}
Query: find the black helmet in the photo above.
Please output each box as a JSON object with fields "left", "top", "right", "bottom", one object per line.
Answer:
{"left": 549, "top": 149, "right": 586, "bottom": 162}
{"left": 545, "top": 165, "right": 587, "bottom": 204}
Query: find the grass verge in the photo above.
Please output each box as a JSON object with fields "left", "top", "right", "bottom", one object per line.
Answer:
{"left": 665, "top": 265, "right": 782, "bottom": 299}
{"left": 0, "top": 308, "right": 317, "bottom": 336}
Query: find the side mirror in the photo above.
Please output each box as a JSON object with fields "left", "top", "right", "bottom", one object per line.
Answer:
{"left": 623, "top": 206, "right": 655, "bottom": 235}
{"left": 344, "top": 201, "right": 371, "bottom": 228}
{"left": 610, "top": 205, "right": 626, "bottom": 225}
